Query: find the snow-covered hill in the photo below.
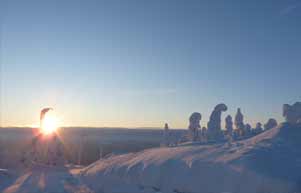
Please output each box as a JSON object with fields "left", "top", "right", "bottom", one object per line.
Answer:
{"left": 1, "top": 123, "right": 301, "bottom": 193}
{"left": 81, "top": 123, "right": 301, "bottom": 193}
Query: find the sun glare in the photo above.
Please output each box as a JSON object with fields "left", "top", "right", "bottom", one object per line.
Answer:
{"left": 41, "top": 113, "right": 59, "bottom": 135}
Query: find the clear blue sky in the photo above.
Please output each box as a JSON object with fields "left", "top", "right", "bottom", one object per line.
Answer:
{"left": 1, "top": 0, "right": 300, "bottom": 128}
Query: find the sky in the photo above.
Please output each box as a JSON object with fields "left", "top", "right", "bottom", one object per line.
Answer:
{"left": 1, "top": 0, "right": 301, "bottom": 128}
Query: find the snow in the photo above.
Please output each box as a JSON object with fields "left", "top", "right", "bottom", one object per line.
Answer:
{"left": 1, "top": 165, "right": 92, "bottom": 193}
{"left": 80, "top": 123, "right": 301, "bottom": 193}
{"left": 1, "top": 123, "right": 301, "bottom": 193}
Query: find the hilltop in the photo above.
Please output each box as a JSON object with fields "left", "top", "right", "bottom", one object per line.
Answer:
{"left": 1, "top": 123, "right": 301, "bottom": 193}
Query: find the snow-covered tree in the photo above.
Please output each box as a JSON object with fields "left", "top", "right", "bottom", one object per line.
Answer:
{"left": 225, "top": 115, "right": 233, "bottom": 136}
{"left": 264, "top": 118, "right": 278, "bottom": 130}
{"left": 163, "top": 123, "right": 170, "bottom": 146}
{"left": 235, "top": 108, "right": 244, "bottom": 131}
{"left": 283, "top": 102, "right": 301, "bottom": 125}
{"left": 200, "top": 127, "right": 207, "bottom": 142}
{"left": 244, "top": 123, "right": 252, "bottom": 136}
{"left": 23, "top": 108, "right": 66, "bottom": 166}
{"left": 253, "top": 122, "right": 263, "bottom": 135}
{"left": 24, "top": 132, "right": 65, "bottom": 166}
{"left": 188, "top": 112, "right": 201, "bottom": 141}
{"left": 207, "top": 104, "right": 227, "bottom": 141}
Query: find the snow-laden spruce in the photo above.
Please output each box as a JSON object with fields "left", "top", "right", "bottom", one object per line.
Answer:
{"left": 264, "top": 118, "right": 278, "bottom": 130}
{"left": 207, "top": 103, "right": 227, "bottom": 141}
{"left": 188, "top": 112, "right": 201, "bottom": 142}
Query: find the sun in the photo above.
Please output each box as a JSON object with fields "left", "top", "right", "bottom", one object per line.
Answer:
{"left": 41, "top": 112, "right": 59, "bottom": 135}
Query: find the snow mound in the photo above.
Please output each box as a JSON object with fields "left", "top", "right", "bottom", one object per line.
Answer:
{"left": 81, "top": 123, "right": 301, "bottom": 193}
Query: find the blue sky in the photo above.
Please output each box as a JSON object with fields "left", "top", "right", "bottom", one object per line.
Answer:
{"left": 1, "top": 0, "right": 300, "bottom": 128}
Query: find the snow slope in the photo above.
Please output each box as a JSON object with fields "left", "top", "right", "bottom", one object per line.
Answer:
{"left": 1, "top": 123, "right": 301, "bottom": 193}
{"left": 81, "top": 123, "right": 301, "bottom": 193}
{"left": 1, "top": 165, "right": 93, "bottom": 193}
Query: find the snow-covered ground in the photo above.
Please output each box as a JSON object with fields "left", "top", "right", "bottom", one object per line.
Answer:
{"left": 1, "top": 123, "right": 301, "bottom": 193}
